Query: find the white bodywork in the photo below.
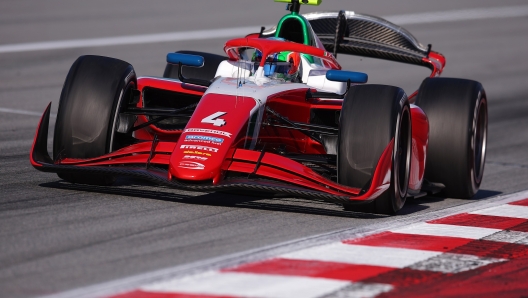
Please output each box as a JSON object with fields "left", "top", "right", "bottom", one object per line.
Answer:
{"left": 210, "top": 49, "right": 346, "bottom": 149}
{"left": 215, "top": 56, "right": 346, "bottom": 94}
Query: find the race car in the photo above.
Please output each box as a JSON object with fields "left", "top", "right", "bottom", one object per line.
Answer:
{"left": 30, "top": 0, "right": 488, "bottom": 215}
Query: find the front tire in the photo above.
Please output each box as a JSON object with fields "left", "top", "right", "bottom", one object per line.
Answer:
{"left": 338, "top": 85, "right": 412, "bottom": 215}
{"left": 53, "top": 55, "right": 137, "bottom": 185}
{"left": 415, "top": 77, "right": 487, "bottom": 198}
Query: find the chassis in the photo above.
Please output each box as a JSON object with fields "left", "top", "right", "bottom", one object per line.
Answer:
{"left": 30, "top": 0, "right": 488, "bottom": 214}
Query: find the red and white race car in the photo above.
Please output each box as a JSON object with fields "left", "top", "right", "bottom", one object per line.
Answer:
{"left": 30, "top": 0, "right": 488, "bottom": 214}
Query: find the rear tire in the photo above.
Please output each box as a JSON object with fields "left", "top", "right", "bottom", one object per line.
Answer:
{"left": 163, "top": 50, "right": 227, "bottom": 81}
{"left": 339, "top": 85, "right": 412, "bottom": 215}
{"left": 415, "top": 77, "right": 487, "bottom": 198}
{"left": 53, "top": 55, "right": 137, "bottom": 185}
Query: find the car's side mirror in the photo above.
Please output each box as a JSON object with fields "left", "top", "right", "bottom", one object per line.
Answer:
{"left": 306, "top": 70, "right": 368, "bottom": 100}
{"left": 166, "top": 53, "right": 204, "bottom": 67}
{"left": 326, "top": 70, "right": 368, "bottom": 84}
{"left": 166, "top": 53, "right": 211, "bottom": 87}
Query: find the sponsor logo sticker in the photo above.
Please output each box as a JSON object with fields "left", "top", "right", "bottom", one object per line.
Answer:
{"left": 178, "top": 161, "right": 205, "bottom": 170}
{"left": 184, "top": 128, "right": 232, "bottom": 138}
{"left": 183, "top": 150, "right": 212, "bottom": 157}
{"left": 180, "top": 145, "right": 218, "bottom": 152}
{"left": 185, "top": 135, "right": 224, "bottom": 144}
{"left": 183, "top": 155, "right": 208, "bottom": 161}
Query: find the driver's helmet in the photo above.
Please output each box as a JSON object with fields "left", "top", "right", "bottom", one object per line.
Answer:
{"left": 252, "top": 38, "right": 301, "bottom": 81}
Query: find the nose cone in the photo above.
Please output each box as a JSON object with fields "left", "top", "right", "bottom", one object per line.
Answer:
{"left": 170, "top": 143, "right": 222, "bottom": 181}
{"left": 169, "top": 93, "right": 257, "bottom": 183}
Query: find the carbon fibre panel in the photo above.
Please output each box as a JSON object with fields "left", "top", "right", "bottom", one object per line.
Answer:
{"left": 305, "top": 11, "right": 430, "bottom": 67}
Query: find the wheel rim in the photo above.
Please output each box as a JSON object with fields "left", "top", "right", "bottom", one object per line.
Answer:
{"left": 398, "top": 108, "right": 411, "bottom": 198}
{"left": 394, "top": 106, "right": 412, "bottom": 201}
{"left": 473, "top": 97, "right": 487, "bottom": 184}
{"left": 109, "top": 79, "right": 136, "bottom": 152}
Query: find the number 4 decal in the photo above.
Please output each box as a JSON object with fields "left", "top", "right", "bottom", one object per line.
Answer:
{"left": 201, "top": 112, "right": 227, "bottom": 127}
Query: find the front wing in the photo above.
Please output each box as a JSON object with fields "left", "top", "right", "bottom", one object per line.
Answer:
{"left": 31, "top": 103, "right": 394, "bottom": 205}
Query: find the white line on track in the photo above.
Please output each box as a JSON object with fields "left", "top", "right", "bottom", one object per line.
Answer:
{"left": 140, "top": 271, "right": 352, "bottom": 298}
{"left": 384, "top": 5, "right": 528, "bottom": 25}
{"left": 0, "top": 26, "right": 266, "bottom": 54}
{"left": 0, "top": 5, "right": 527, "bottom": 55}
{"left": 470, "top": 204, "right": 528, "bottom": 219}
{"left": 281, "top": 242, "right": 441, "bottom": 268}
{"left": 390, "top": 222, "right": 501, "bottom": 239}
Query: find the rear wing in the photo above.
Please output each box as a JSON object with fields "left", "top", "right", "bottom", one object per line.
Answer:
{"left": 304, "top": 11, "right": 445, "bottom": 74}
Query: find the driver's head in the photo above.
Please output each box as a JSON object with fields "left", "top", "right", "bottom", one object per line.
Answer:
{"left": 250, "top": 37, "right": 303, "bottom": 81}
{"left": 252, "top": 50, "right": 301, "bottom": 80}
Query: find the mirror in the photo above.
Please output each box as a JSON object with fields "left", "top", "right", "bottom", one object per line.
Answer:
{"left": 326, "top": 70, "right": 368, "bottom": 84}
{"left": 166, "top": 53, "right": 204, "bottom": 67}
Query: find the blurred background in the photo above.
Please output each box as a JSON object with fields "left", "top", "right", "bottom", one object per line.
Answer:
{"left": 0, "top": 1, "right": 527, "bottom": 297}
{"left": 1, "top": 0, "right": 526, "bottom": 103}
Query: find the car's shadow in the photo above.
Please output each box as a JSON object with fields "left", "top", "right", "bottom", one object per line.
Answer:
{"left": 40, "top": 178, "right": 385, "bottom": 219}
{"left": 39, "top": 178, "right": 501, "bottom": 219}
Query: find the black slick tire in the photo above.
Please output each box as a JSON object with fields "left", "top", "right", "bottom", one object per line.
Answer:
{"left": 163, "top": 50, "right": 227, "bottom": 81}
{"left": 53, "top": 55, "right": 137, "bottom": 185}
{"left": 338, "top": 85, "right": 412, "bottom": 215}
{"left": 415, "top": 77, "right": 487, "bottom": 198}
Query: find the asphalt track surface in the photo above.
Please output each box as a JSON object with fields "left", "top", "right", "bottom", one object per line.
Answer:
{"left": 0, "top": 0, "right": 527, "bottom": 297}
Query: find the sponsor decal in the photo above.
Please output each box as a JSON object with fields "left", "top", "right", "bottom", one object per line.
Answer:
{"left": 185, "top": 135, "right": 224, "bottom": 144}
{"left": 201, "top": 112, "right": 227, "bottom": 127}
{"left": 180, "top": 145, "right": 218, "bottom": 152}
{"left": 183, "top": 155, "right": 208, "bottom": 161}
{"left": 184, "top": 128, "right": 232, "bottom": 138}
{"left": 183, "top": 150, "right": 212, "bottom": 157}
{"left": 178, "top": 161, "right": 205, "bottom": 170}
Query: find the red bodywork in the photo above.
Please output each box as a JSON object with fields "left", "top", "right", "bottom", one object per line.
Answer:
{"left": 30, "top": 37, "right": 443, "bottom": 205}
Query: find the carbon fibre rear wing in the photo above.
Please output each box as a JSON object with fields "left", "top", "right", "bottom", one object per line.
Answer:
{"left": 304, "top": 11, "right": 444, "bottom": 72}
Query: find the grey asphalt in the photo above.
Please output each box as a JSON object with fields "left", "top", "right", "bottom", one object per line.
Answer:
{"left": 1, "top": 0, "right": 527, "bottom": 297}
